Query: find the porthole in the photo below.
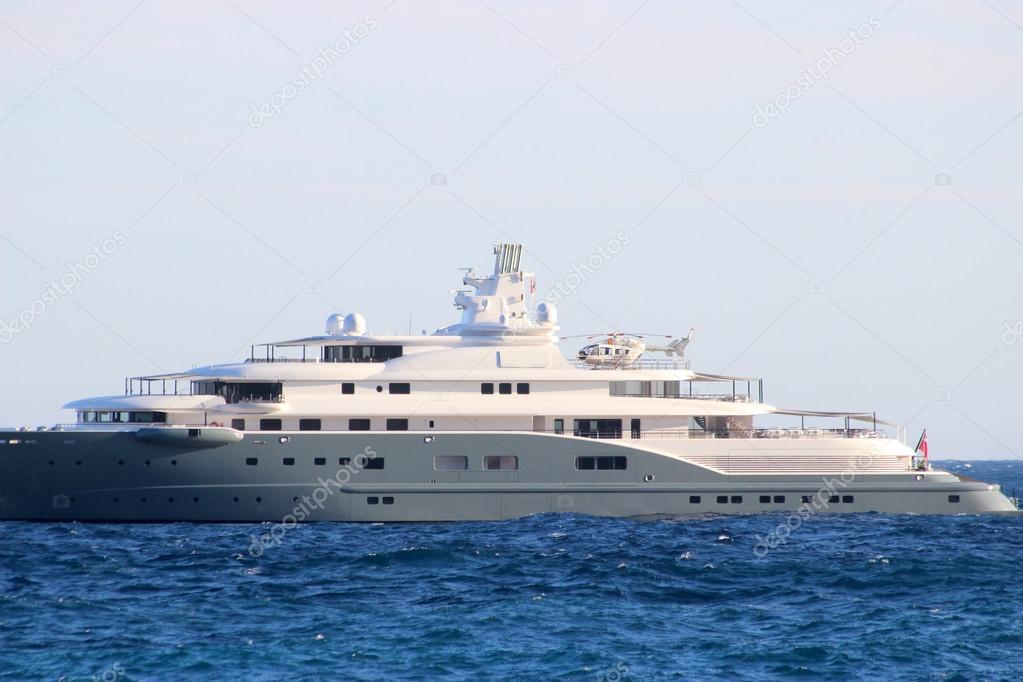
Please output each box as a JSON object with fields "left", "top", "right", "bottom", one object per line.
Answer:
{"left": 915, "top": 474, "right": 925, "bottom": 481}
{"left": 256, "top": 497, "right": 263, "bottom": 503}
{"left": 376, "top": 386, "right": 383, "bottom": 393}
{"left": 424, "top": 436, "right": 434, "bottom": 444}
{"left": 113, "top": 497, "right": 119, "bottom": 503}
{"left": 643, "top": 474, "right": 655, "bottom": 482}
{"left": 279, "top": 436, "right": 290, "bottom": 444}
{"left": 118, "top": 460, "right": 124, "bottom": 466}
{"left": 48, "top": 460, "right": 54, "bottom": 466}
{"left": 233, "top": 497, "right": 239, "bottom": 503}
{"left": 193, "top": 497, "right": 199, "bottom": 503}
{"left": 145, "top": 460, "right": 151, "bottom": 466}
{"left": 168, "top": 497, "right": 174, "bottom": 503}
{"left": 293, "top": 496, "right": 300, "bottom": 503}
{"left": 75, "top": 460, "right": 82, "bottom": 466}
{"left": 141, "top": 497, "right": 147, "bottom": 503}
{"left": 171, "top": 460, "right": 177, "bottom": 466}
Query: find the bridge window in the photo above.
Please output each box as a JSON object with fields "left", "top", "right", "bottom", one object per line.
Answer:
{"left": 323, "top": 345, "right": 403, "bottom": 363}
{"left": 193, "top": 381, "right": 282, "bottom": 404}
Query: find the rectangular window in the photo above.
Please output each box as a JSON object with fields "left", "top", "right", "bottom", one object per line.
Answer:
{"left": 260, "top": 419, "right": 282, "bottom": 431}
{"left": 731, "top": 495, "right": 743, "bottom": 504}
{"left": 382, "top": 496, "right": 394, "bottom": 505}
{"left": 759, "top": 495, "right": 771, "bottom": 504}
{"left": 428, "top": 420, "right": 435, "bottom": 428}
{"left": 554, "top": 419, "right": 564, "bottom": 435}
{"left": 339, "top": 457, "right": 351, "bottom": 466}
{"left": 483, "top": 455, "right": 518, "bottom": 470}
{"left": 434, "top": 455, "right": 468, "bottom": 471}
{"left": 314, "top": 457, "right": 326, "bottom": 466}
{"left": 573, "top": 419, "right": 623, "bottom": 439}
{"left": 774, "top": 495, "right": 785, "bottom": 504}
{"left": 389, "top": 383, "right": 411, "bottom": 395}
{"left": 630, "top": 419, "right": 641, "bottom": 439}
{"left": 948, "top": 495, "right": 960, "bottom": 503}
{"left": 689, "top": 495, "right": 701, "bottom": 504}
{"left": 232, "top": 419, "right": 245, "bottom": 431}
{"left": 481, "top": 383, "right": 494, "bottom": 395}
{"left": 367, "top": 496, "right": 379, "bottom": 505}
{"left": 246, "top": 457, "right": 258, "bottom": 466}
{"left": 349, "top": 419, "right": 370, "bottom": 431}
{"left": 499, "top": 383, "right": 512, "bottom": 395}
{"left": 717, "top": 495, "right": 728, "bottom": 504}
{"left": 576, "top": 456, "right": 627, "bottom": 470}
{"left": 801, "top": 495, "right": 813, "bottom": 504}
{"left": 299, "top": 419, "right": 321, "bottom": 431}
{"left": 341, "top": 383, "right": 355, "bottom": 395}
{"left": 842, "top": 495, "right": 854, "bottom": 504}
{"left": 386, "top": 419, "right": 408, "bottom": 431}
{"left": 829, "top": 495, "right": 840, "bottom": 504}
{"left": 364, "top": 458, "right": 384, "bottom": 470}
{"left": 283, "top": 458, "right": 295, "bottom": 466}
{"left": 516, "top": 383, "right": 530, "bottom": 394}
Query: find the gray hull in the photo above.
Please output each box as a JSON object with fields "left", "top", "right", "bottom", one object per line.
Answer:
{"left": 0, "top": 430, "right": 1016, "bottom": 522}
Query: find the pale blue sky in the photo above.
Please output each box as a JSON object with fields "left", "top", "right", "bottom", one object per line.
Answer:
{"left": 1, "top": 1, "right": 1021, "bottom": 458}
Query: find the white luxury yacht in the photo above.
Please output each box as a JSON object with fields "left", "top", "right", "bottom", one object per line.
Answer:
{"left": 0, "top": 244, "right": 1016, "bottom": 521}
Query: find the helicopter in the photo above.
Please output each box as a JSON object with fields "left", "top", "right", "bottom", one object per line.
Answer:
{"left": 562, "top": 329, "right": 694, "bottom": 368}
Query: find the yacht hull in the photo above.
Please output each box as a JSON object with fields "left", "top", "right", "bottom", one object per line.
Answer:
{"left": 0, "top": 430, "right": 1015, "bottom": 522}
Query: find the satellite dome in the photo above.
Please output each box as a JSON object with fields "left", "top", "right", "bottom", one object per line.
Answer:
{"left": 343, "top": 313, "right": 366, "bottom": 336}
{"left": 325, "top": 313, "right": 346, "bottom": 336}
{"left": 536, "top": 302, "right": 558, "bottom": 325}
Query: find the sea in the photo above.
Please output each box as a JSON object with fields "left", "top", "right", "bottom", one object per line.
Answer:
{"left": 0, "top": 460, "right": 1020, "bottom": 681}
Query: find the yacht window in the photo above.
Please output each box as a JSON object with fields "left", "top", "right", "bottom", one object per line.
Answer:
{"left": 283, "top": 458, "right": 295, "bottom": 466}
{"left": 314, "top": 457, "right": 326, "bottom": 466}
{"left": 386, "top": 419, "right": 408, "bottom": 431}
{"left": 130, "top": 412, "right": 167, "bottom": 424}
{"left": 260, "top": 419, "right": 282, "bottom": 431}
{"left": 760, "top": 495, "right": 771, "bottom": 504}
{"left": 434, "top": 455, "right": 468, "bottom": 471}
{"left": 117, "top": 412, "right": 130, "bottom": 423}
{"left": 575, "top": 456, "right": 626, "bottom": 470}
{"left": 481, "top": 383, "right": 494, "bottom": 395}
{"left": 339, "top": 457, "right": 351, "bottom": 465}
{"left": 574, "top": 419, "right": 623, "bottom": 439}
{"left": 842, "top": 495, "right": 854, "bottom": 503}
{"left": 232, "top": 419, "right": 245, "bottom": 431}
{"left": 324, "top": 345, "right": 404, "bottom": 363}
{"left": 731, "top": 495, "right": 743, "bottom": 504}
{"left": 382, "top": 496, "right": 394, "bottom": 505}
{"left": 367, "top": 496, "right": 379, "bottom": 505}
{"left": 948, "top": 495, "right": 960, "bottom": 503}
{"left": 516, "top": 383, "right": 530, "bottom": 395}
{"left": 98, "top": 412, "right": 113, "bottom": 423}
{"left": 82, "top": 411, "right": 96, "bottom": 423}
{"left": 801, "top": 495, "right": 813, "bottom": 504}
{"left": 194, "top": 382, "right": 283, "bottom": 404}
{"left": 341, "top": 383, "right": 355, "bottom": 395}
{"left": 774, "top": 495, "right": 785, "bottom": 503}
{"left": 363, "top": 458, "right": 385, "bottom": 470}
{"left": 299, "top": 419, "right": 321, "bottom": 431}
{"left": 389, "top": 383, "right": 411, "bottom": 395}
{"left": 483, "top": 455, "right": 518, "bottom": 470}
{"left": 689, "top": 496, "right": 701, "bottom": 504}
{"left": 499, "top": 383, "right": 512, "bottom": 395}
{"left": 554, "top": 419, "right": 564, "bottom": 435}
{"left": 246, "top": 458, "right": 258, "bottom": 466}
{"left": 349, "top": 419, "right": 370, "bottom": 431}
{"left": 828, "top": 495, "right": 840, "bottom": 504}
{"left": 717, "top": 495, "right": 728, "bottom": 504}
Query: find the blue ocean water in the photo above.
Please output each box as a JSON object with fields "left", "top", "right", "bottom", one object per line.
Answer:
{"left": 0, "top": 461, "right": 1021, "bottom": 681}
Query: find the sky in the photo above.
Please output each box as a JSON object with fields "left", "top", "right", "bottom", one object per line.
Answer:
{"left": 0, "top": 0, "right": 1021, "bottom": 459}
